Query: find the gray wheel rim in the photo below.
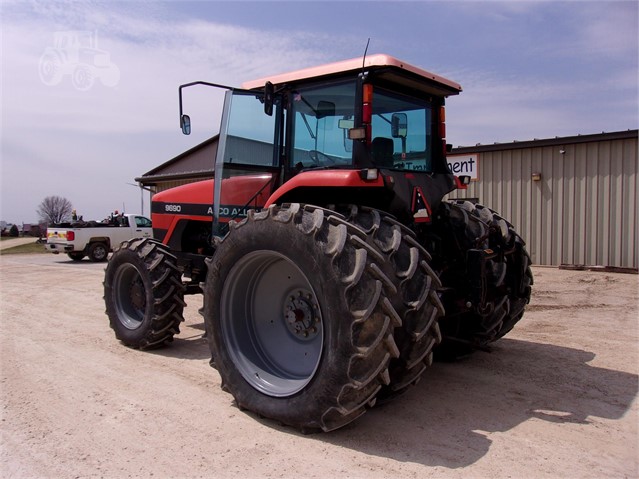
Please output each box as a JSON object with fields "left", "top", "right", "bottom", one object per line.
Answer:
{"left": 93, "top": 245, "right": 107, "bottom": 260}
{"left": 220, "top": 251, "right": 323, "bottom": 397}
{"left": 113, "top": 263, "right": 146, "bottom": 330}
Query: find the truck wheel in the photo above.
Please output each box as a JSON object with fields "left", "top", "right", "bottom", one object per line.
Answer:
{"left": 334, "top": 205, "right": 444, "bottom": 403}
{"left": 67, "top": 252, "right": 85, "bottom": 261}
{"left": 432, "top": 201, "right": 532, "bottom": 358}
{"left": 104, "top": 238, "right": 186, "bottom": 350}
{"left": 204, "top": 204, "right": 400, "bottom": 432}
{"left": 88, "top": 242, "right": 109, "bottom": 262}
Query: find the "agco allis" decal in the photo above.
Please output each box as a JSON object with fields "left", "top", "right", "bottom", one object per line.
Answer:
{"left": 152, "top": 202, "right": 250, "bottom": 218}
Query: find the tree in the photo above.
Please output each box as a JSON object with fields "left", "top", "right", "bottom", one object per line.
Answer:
{"left": 37, "top": 196, "right": 73, "bottom": 225}
{"left": 9, "top": 224, "right": 19, "bottom": 237}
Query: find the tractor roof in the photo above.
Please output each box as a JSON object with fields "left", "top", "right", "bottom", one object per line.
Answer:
{"left": 242, "top": 53, "right": 462, "bottom": 96}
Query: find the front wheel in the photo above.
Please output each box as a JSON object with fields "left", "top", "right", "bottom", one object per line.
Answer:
{"left": 104, "top": 238, "right": 186, "bottom": 349}
{"left": 205, "top": 204, "right": 400, "bottom": 432}
{"left": 88, "top": 242, "right": 109, "bottom": 262}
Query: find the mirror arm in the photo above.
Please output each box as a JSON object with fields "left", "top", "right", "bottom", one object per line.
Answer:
{"left": 178, "top": 80, "right": 260, "bottom": 133}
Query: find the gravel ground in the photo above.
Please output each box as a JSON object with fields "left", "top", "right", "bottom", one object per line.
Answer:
{"left": 1, "top": 253, "right": 637, "bottom": 479}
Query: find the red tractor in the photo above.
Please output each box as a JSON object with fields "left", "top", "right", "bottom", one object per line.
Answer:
{"left": 104, "top": 54, "right": 532, "bottom": 432}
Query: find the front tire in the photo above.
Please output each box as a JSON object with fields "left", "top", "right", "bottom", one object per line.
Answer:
{"left": 88, "top": 242, "right": 109, "bottom": 262}
{"left": 104, "top": 238, "right": 186, "bottom": 349}
{"left": 205, "top": 204, "right": 400, "bottom": 432}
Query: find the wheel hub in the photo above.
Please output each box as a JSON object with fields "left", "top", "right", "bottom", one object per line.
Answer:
{"left": 284, "top": 290, "right": 320, "bottom": 340}
{"left": 130, "top": 279, "right": 146, "bottom": 310}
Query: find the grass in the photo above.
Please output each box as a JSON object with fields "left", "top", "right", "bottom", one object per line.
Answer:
{"left": 0, "top": 241, "right": 48, "bottom": 255}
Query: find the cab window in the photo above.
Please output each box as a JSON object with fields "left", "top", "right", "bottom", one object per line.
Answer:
{"left": 289, "top": 81, "right": 356, "bottom": 169}
{"left": 223, "top": 92, "right": 279, "bottom": 167}
{"left": 135, "top": 216, "right": 152, "bottom": 227}
{"left": 370, "top": 88, "right": 434, "bottom": 172}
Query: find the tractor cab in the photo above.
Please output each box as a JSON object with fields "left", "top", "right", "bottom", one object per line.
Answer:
{"left": 179, "top": 54, "right": 463, "bottom": 230}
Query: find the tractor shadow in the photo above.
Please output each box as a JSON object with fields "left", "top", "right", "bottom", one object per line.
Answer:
{"left": 141, "top": 299, "right": 638, "bottom": 468}
{"left": 149, "top": 320, "right": 211, "bottom": 361}
{"left": 148, "top": 295, "right": 211, "bottom": 360}
{"left": 269, "top": 338, "right": 638, "bottom": 468}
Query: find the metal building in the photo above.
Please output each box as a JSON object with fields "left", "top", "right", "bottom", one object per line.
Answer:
{"left": 136, "top": 136, "right": 217, "bottom": 192}
{"left": 137, "top": 129, "right": 638, "bottom": 270}
{"left": 447, "top": 129, "right": 638, "bottom": 269}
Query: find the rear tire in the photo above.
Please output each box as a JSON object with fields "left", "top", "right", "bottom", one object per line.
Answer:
{"left": 205, "top": 204, "right": 400, "bottom": 432}
{"left": 104, "top": 238, "right": 186, "bottom": 349}
{"left": 473, "top": 204, "right": 533, "bottom": 340}
{"left": 333, "top": 205, "right": 444, "bottom": 403}
{"left": 432, "top": 201, "right": 532, "bottom": 359}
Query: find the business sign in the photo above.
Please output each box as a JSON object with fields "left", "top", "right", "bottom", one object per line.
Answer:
{"left": 447, "top": 153, "right": 479, "bottom": 180}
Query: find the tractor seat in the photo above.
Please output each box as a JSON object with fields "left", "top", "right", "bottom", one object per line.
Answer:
{"left": 371, "top": 137, "right": 395, "bottom": 168}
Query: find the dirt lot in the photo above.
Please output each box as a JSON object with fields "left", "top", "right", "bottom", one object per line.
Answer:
{"left": 1, "top": 253, "right": 637, "bottom": 478}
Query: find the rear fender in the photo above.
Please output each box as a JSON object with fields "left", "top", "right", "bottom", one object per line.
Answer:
{"left": 265, "top": 169, "right": 385, "bottom": 208}
{"left": 88, "top": 237, "right": 111, "bottom": 250}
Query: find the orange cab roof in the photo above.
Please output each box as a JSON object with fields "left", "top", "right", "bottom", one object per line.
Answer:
{"left": 242, "top": 53, "right": 462, "bottom": 93}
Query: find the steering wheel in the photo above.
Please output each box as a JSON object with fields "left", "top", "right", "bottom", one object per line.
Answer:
{"left": 308, "top": 150, "right": 336, "bottom": 165}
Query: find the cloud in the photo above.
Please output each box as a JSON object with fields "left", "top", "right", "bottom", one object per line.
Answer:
{"left": 578, "top": 2, "right": 638, "bottom": 58}
{"left": 1, "top": 1, "right": 354, "bottom": 222}
{"left": 446, "top": 63, "right": 638, "bottom": 146}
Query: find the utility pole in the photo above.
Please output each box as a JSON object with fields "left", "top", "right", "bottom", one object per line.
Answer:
{"left": 126, "top": 182, "right": 154, "bottom": 216}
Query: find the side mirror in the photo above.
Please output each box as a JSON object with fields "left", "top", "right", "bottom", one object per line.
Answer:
{"left": 391, "top": 113, "right": 407, "bottom": 138}
{"left": 180, "top": 115, "right": 191, "bottom": 135}
{"left": 264, "top": 81, "right": 274, "bottom": 116}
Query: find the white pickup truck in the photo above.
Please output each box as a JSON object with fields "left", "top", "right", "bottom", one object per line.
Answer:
{"left": 45, "top": 214, "right": 153, "bottom": 262}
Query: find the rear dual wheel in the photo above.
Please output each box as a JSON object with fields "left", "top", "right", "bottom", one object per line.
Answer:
{"left": 205, "top": 204, "right": 401, "bottom": 432}
{"left": 334, "top": 205, "right": 443, "bottom": 402}
{"left": 433, "top": 201, "right": 532, "bottom": 358}
{"left": 473, "top": 204, "right": 533, "bottom": 340}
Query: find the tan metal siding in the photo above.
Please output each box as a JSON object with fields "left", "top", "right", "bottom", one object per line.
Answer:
{"left": 621, "top": 138, "right": 638, "bottom": 268}
{"left": 574, "top": 145, "right": 588, "bottom": 265}
{"left": 448, "top": 135, "right": 638, "bottom": 269}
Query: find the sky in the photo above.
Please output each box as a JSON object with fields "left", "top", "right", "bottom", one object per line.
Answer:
{"left": 1, "top": 0, "right": 637, "bottom": 224}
